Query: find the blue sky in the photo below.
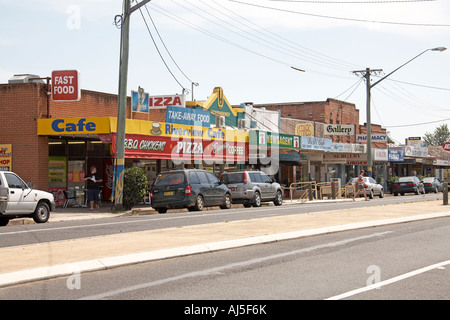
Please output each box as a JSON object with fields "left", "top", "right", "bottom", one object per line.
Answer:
{"left": 1, "top": 0, "right": 449, "bottom": 144}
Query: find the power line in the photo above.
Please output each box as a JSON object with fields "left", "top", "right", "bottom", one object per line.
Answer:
{"left": 268, "top": 0, "right": 435, "bottom": 3}
{"left": 227, "top": 0, "right": 450, "bottom": 27}
{"left": 384, "top": 118, "right": 450, "bottom": 128}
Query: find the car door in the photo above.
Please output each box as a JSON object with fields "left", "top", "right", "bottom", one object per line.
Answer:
{"left": 206, "top": 172, "right": 222, "bottom": 205}
{"left": 259, "top": 172, "right": 274, "bottom": 200}
{"left": 369, "top": 177, "right": 380, "bottom": 195}
{"left": 248, "top": 172, "right": 263, "bottom": 198}
{"left": 196, "top": 171, "right": 213, "bottom": 205}
{"left": 4, "top": 172, "right": 35, "bottom": 213}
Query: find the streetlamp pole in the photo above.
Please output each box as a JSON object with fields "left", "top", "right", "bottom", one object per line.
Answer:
{"left": 353, "top": 47, "right": 446, "bottom": 177}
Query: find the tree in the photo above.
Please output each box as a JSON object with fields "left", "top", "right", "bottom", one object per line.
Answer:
{"left": 123, "top": 167, "right": 147, "bottom": 210}
{"left": 423, "top": 124, "right": 450, "bottom": 146}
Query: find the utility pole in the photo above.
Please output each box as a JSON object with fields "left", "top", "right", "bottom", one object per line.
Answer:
{"left": 352, "top": 47, "right": 446, "bottom": 178}
{"left": 113, "top": 0, "right": 152, "bottom": 210}
{"left": 352, "top": 68, "right": 382, "bottom": 178}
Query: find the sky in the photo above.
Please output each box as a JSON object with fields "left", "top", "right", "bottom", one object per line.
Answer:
{"left": 1, "top": 0, "right": 449, "bottom": 145}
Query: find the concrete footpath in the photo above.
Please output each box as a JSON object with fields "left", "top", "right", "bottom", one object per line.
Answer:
{"left": 1, "top": 198, "right": 450, "bottom": 288}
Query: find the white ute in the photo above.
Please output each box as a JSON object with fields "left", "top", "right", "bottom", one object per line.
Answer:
{"left": 0, "top": 171, "right": 55, "bottom": 226}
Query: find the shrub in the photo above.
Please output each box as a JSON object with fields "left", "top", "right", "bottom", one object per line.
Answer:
{"left": 123, "top": 167, "right": 147, "bottom": 210}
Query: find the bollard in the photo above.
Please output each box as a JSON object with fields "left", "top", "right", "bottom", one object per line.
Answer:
{"left": 331, "top": 182, "right": 336, "bottom": 200}
{"left": 308, "top": 183, "right": 313, "bottom": 201}
{"left": 444, "top": 182, "right": 448, "bottom": 205}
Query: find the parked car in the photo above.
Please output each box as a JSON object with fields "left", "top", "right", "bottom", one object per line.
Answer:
{"left": 422, "top": 177, "right": 443, "bottom": 193}
{"left": 220, "top": 170, "right": 283, "bottom": 207}
{"left": 392, "top": 176, "right": 425, "bottom": 196}
{"left": 150, "top": 169, "right": 232, "bottom": 214}
{"left": 348, "top": 176, "right": 384, "bottom": 199}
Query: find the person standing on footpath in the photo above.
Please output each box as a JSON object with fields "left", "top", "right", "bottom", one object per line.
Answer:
{"left": 353, "top": 169, "right": 369, "bottom": 201}
{"left": 83, "top": 166, "right": 103, "bottom": 210}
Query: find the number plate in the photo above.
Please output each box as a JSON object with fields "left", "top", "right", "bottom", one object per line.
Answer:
{"left": 164, "top": 191, "right": 174, "bottom": 196}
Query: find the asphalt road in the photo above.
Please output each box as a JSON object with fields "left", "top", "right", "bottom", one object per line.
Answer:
{"left": 0, "top": 216, "right": 448, "bottom": 303}
{"left": 0, "top": 193, "right": 443, "bottom": 248}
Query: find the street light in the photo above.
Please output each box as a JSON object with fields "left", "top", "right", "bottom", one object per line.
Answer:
{"left": 191, "top": 82, "right": 199, "bottom": 101}
{"left": 353, "top": 47, "right": 446, "bottom": 177}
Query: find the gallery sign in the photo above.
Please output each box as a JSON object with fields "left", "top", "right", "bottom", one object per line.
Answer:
{"left": 324, "top": 124, "right": 354, "bottom": 136}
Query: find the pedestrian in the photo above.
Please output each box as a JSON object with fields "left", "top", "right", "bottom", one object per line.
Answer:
{"left": 83, "top": 166, "right": 103, "bottom": 210}
{"left": 353, "top": 170, "right": 369, "bottom": 201}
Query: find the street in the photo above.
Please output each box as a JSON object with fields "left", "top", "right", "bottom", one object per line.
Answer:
{"left": 0, "top": 195, "right": 449, "bottom": 304}
{"left": 0, "top": 216, "right": 448, "bottom": 302}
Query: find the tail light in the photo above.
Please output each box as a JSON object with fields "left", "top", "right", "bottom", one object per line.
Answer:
{"left": 185, "top": 186, "right": 191, "bottom": 196}
{"left": 393, "top": 184, "right": 399, "bottom": 187}
{"left": 407, "top": 183, "right": 414, "bottom": 186}
{"left": 150, "top": 190, "right": 153, "bottom": 199}
{"left": 243, "top": 172, "right": 247, "bottom": 184}
{"left": 425, "top": 183, "right": 431, "bottom": 187}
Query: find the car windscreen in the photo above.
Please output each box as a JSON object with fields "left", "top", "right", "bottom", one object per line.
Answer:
{"left": 422, "top": 177, "right": 435, "bottom": 183}
{"left": 397, "top": 177, "right": 414, "bottom": 182}
{"left": 224, "top": 173, "right": 243, "bottom": 184}
{"left": 154, "top": 172, "right": 186, "bottom": 187}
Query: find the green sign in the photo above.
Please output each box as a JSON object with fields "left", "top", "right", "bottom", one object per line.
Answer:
{"left": 250, "top": 131, "right": 301, "bottom": 149}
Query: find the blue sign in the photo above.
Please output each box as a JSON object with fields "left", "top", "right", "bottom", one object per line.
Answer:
{"left": 388, "top": 149, "right": 405, "bottom": 162}
{"left": 166, "top": 106, "right": 211, "bottom": 127}
{"left": 301, "top": 136, "right": 332, "bottom": 152}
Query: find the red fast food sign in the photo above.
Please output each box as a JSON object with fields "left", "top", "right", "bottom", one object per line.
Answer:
{"left": 51, "top": 70, "right": 80, "bottom": 101}
{"left": 443, "top": 142, "right": 450, "bottom": 151}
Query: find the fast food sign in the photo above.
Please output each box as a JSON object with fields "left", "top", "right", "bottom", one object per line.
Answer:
{"left": 51, "top": 70, "right": 80, "bottom": 101}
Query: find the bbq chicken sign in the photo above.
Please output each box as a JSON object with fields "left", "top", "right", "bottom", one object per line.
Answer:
{"left": 51, "top": 70, "right": 81, "bottom": 101}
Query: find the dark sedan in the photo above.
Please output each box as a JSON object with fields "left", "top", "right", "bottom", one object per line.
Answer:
{"left": 422, "top": 177, "right": 443, "bottom": 193}
{"left": 392, "top": 176, "right": 425, "bottom": 196}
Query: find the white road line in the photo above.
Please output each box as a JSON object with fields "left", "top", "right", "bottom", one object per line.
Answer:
{"left": 79, "top": 231, "right": 392, "bottom": 300}
{"left": 326, "top": 260, "right": 450, "bottom": 300}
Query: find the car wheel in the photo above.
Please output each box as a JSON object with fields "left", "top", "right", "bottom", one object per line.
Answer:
{"left": 0, "top": 217, "right": 9, "bottom": 227}
{"left": 379, "top": 189, "right": 384, "bottom": 198}
{"left": 32, "top": 202, "right": 50, "bottom": 223}
{"left": 252, "top": 192, "right": 261, "bottom": 207}
{"left": 193, "top": 195, "right": 204, "bottom": 211}
{"left": 414, "top": 188, "right": 419, "bottom": 195}
{"left": 368, "top": 190, "right": 374, "bottom": 199}
{"left": 435, "top": 187, "right": 438, "bottom": 193}
{"left": 157, "top": 208, "right": 168, "bottom": 214}
{"left": 220, "top": 193, "right": 232, "bottom": 209}
{"left": 273, "top": 190, "right": 283, "bottom": 206}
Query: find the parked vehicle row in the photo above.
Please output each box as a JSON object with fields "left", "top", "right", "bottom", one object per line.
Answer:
{"left": 150, "top": 169, "right": 283, "bottom": 213}
{"left": 391, "top": 176, "right": 444, "bottom": 196}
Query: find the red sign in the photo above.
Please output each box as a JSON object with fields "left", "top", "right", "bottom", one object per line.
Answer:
{"left": 111, "top": 133, "right": 247, "bottom": 163}
{"left": 51, "top": 70, "right": 80, "bottom": 101}
{"left": 443, "top": 142, "right": 450, "bottom": 151}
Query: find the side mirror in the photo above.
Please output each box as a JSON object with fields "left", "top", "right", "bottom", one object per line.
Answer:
{"left": 27, "top": 181, "right": 33, "bottom": 189}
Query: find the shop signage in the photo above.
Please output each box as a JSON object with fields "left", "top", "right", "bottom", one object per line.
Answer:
{"left": 166, "top": 106, "right": 211, "bottom": 127}
{"left": 251, "top": 131, "right": 301, "bottom": 149}
{"left": 356, "top": 134, "right": 387, "bottom": 143}
{"left": 324, "top": 153, "right": 367, "bottom": 165}
{"left": 352, "top": 144, "right": 366, "bottom": 153}
{"left": 443, "top": 142, "right": 450, "bottom": 151}
{"left": 295, "top": 123, "right": 314, "bottom": 137}
{"left": 300, "top": 136, "right": 332, "bottom": 152}
{"left": 0, "top": 144, "right": 12, "bottom": 171}
{"left": 51, "top": 70, "right": 80, "bottom": 101}
{"left": 131, "top": 87, "right": 149, "bottom": 113}
{"left": 324, "top": 124, "right": 354, "bottom": 136}
{"left": 388, "top": 149, "right": 404, "bottom": 162}
{"left": 203, "top": 87, "right": 241, "bottom": 127}
{"left": 149, "top": 94, "right": 185, "bottom": 109}
{"left": 404, "top": 145, "right": 428, "bottom": 157}
{"left": 373, "top": 148, "right": 388, "bottom": 161}
{"left": 112, "top": 134, "right": 247, "bottom": 163}
{"left": 37, "top": 117, "right": 111, "bottom": 135}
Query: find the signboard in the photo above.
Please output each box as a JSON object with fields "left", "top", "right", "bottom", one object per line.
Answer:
{"left": 251, "top": 131, "right": 300, "bottom": 149}
{"left": 295, "top": 123, "right": 314, "bottom": 137}
{"left": 111, "top": 133, "right": 247, "bottom": 163}
{"left": 131, "top": 88, "right": 149, "bottom": 113}
{"left": 324, "top": 124, "right": 354, "bottom": 136}
{"left": 300, "top": 136, "right": 332, "bottom": 152}
{"left": 148, "top": 94, "right": 185, "bottom": 109}
{"left": 324, "top": 153, "right": 367, "bottom": 165}
{"left": 373, "top": 148, "right": 388, "bottom": 161}
{"left": 37, "top": 117, "right": 111, "bottom": 135}
{"left": 51, "top": 70, "right": 80, "bottom": 101}
{"left": 356, "top": 134, "right": 387, "bottom": 143}
{"left": 0, "top": 144, "right": 12, "bottom": 171}
{"left": 166, "top": 106, "right": 211, "bottom": 127}
{"left": 443, "top": 142, "right": 450, "bottom": 151}
{"left": 388, "top": 149, "right": 404, "bottom": 162}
